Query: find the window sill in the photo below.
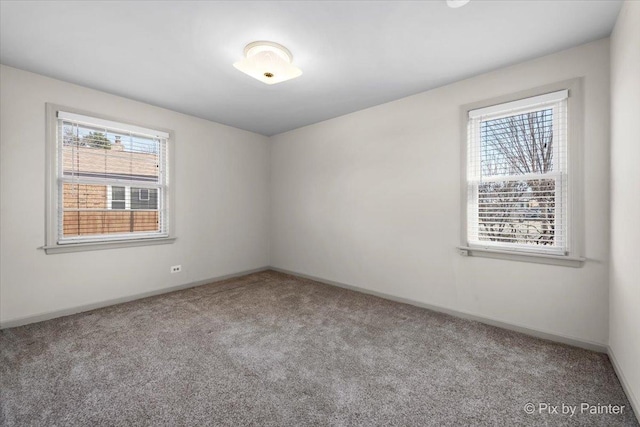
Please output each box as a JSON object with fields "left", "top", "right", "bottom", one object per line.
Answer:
{"left": 457, "top": 246, "right": 585, "bottom": 267}
{"left": 41, "top": 237, "right": 176, "bottom": 254}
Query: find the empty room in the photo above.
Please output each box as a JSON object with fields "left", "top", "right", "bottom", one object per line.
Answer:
{"left": 1, "top": 0, "right": 638, "bottom": 425}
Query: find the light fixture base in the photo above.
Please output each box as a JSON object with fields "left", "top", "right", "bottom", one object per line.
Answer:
{"left": 233, "top": 40, "right": 302, "bottom": 85}
{"left": 243, "top": 41, "right": 293, "bottom": 62}
{"left": 447, "top": 0, "right": 471, "bottom": 8}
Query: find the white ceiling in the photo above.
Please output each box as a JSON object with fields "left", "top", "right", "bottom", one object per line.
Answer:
{"left": 0, "top": 1, "right": 622, "bottom": 136}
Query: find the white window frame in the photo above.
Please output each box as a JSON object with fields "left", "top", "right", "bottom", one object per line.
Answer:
{"left": 107, "top": 185, "right": 130, "bottom": 210}
{"left": 44, "top": 104, "right": 176, "bottom": 254}
{"left": 138, "top": 188, "right": 150, "bottom": 201}
{"left": 458, "top": 80, "right": 585, "bottom": 267}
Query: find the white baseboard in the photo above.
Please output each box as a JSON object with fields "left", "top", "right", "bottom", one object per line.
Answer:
{"left": 608, "top": 345, "right": 640, "bottom": 419}
{"left": 0, "top": 266, "right": 270, "bottom": 329}
{"left": 1, "top": 265, "right": 608, "bottom": 354}
{"left": 0, "top": 266, "right": 640, "bottom": 418}
{"left": 270, "top": 266, "right": 608, "bottom": 353}
{"left": 5, "top": 265, "right": 634, "bottom": 417}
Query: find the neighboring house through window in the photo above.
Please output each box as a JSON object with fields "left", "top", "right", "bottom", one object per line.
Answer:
{"left": 45, "top": 105, "right": 173, "bottom": 253}
{"left": 107, "top": 186, "right": 158, "bottom": 211}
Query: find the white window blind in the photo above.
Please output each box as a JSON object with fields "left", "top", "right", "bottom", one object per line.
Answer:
{"left": 466, "top": 90, "right": 569, "bottom": 255}
{"left": 56, "top": 111, "right": 169, "bottom": 244}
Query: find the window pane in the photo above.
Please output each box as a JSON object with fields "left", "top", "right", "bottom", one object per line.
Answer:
{"left": 62, "top": 183, "right": 159, "bottom": 237}
{"left": 61, "top": 122, "right": 160, "bottom": 183}
{"left": 476, "top": 178, "right": 558, "bottom": 246}
{"left": 481, "top": 108, "right": 554, "bottom": 177}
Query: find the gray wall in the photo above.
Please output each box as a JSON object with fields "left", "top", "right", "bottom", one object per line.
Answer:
{"left": 609, "top": 0, "right": 640, "bottom": 412}
{"left": 269, "top": 39, "right": 611, "bottom": 347}
{"left": 0, "top": 65, "right": 270, "bottom": 324}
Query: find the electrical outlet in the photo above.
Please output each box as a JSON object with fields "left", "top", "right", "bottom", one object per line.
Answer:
{"left": 171, "top": 265, "right": 182, "bottom": 273}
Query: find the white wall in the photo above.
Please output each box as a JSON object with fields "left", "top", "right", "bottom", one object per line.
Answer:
{"left": 0, "top": 37, "right": 618, "bottom": 350}
{"left": 0, "top": 65, "right": 270, "bottom": 325}
{"left": 270, "top": 39, "right": 611, "bottom": 347}
{"left": 609, "top": 1, "right": 640, "bottom": 411}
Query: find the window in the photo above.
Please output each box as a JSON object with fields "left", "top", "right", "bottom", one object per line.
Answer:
{"left": 138, "top": 188, "right": 150, "bottom": 201}
{"left": 107, "top": 186, "right": 158, "bottom": 210}
{"left": 463, "top": 88, "right": 582, "bottom": 263}
{"left": 110, "top": 186, "right": 126, "bottom": 210}
{"left": 45, "top": 105, "right": 174, "bottom": 253}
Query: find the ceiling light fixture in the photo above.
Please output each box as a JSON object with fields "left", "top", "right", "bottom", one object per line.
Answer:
{"left": 233, "top": 41, "right": 302, "bottom": 85}
{"left": 446, "top": 0, "right": 471, "bottom": 8}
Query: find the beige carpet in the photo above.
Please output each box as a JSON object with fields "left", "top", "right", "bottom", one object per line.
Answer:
{"left": 1, "top": 270, "right": 637, "bottom": 426}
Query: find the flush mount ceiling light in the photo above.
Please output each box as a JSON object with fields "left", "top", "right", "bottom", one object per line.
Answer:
{"left": 446, "top": 0, "right": 471, "bottom": 8}
{"left": 233, "top": 41, "right": 302, "bottom": 85}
